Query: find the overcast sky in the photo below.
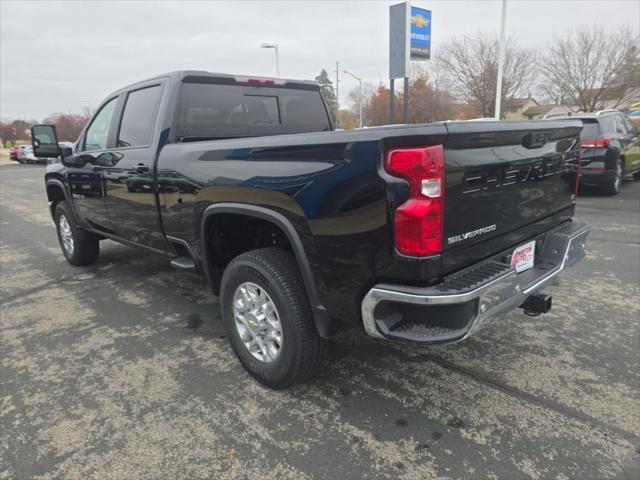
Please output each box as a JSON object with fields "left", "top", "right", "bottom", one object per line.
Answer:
{"left": 1, "top": 0, "right": 639, "bottom": 120}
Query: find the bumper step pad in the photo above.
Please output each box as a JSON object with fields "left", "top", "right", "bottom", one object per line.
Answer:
{"left": 362, "top": 219, "right": 590, "bottom": 344}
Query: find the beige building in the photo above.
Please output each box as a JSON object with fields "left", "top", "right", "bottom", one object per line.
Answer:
{"left": 503, "top": 96, "right": 539, "bottom": 120}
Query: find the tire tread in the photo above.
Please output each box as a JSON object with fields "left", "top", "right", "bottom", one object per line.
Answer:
{"left": 222, "top": 247, "right": 328, "bottom": 387}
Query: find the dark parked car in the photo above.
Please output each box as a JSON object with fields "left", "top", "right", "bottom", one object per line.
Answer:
{"left": 560, "top": 111, "right": 640, "bottom": 195}
{"left": 30, "top": 71, "right": 590, "bottom": 388}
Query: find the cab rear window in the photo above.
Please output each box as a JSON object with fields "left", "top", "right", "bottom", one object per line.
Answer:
{"left": 176, "top": 82, "right": 330, "bottom": 141}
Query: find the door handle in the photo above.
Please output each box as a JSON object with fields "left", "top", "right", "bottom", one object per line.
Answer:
{"left": 133, "top": 163, "right": 150, "bottom": 173}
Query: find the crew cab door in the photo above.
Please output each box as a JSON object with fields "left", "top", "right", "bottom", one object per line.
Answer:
{"left": 101, "top": 82, "right": 168, "bottom": 252}
{"left": 70, "top": 96, "right": 119, "bottom": 232}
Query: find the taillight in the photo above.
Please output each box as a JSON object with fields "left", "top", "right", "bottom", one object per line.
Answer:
{"left": 581, "top": 137, "right": 610, "bottom": 148}
{"left": 385, "top": 145, "right": 445, "bottom": 256}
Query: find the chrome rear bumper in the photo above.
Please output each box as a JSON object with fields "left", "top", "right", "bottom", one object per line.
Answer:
{"left": 361, "top": 219, "right": 590, "bottom": 344}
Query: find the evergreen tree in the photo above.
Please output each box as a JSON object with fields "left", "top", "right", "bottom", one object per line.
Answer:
{"left": 315, "top": 69, "right": 338, "bottom": 125}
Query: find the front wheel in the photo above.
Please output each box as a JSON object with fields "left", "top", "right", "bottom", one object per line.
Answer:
{"left": 220, "top": 247, "right": 328, "bottom": 389}
{"left": 602, "top": 160, "right": 623, "bottom": 195}
{"left": 54, "top": 201, "right": 100, "bottom": 266}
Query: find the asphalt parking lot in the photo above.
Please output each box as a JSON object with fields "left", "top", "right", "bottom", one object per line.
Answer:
{"left": 1, "top": 163, "right": 639, "bottom": 480}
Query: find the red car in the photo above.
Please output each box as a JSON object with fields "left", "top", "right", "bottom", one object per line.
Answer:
{"left": 9, "top": 146, "right": 19, "bottom": 161}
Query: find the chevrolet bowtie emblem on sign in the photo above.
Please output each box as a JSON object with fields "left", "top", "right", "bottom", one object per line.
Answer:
{"left": 411, "top": 14, "right": 430, "bottom": 28}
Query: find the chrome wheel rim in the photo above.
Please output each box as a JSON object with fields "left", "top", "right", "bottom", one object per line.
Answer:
{"left": 232, "top": 282, "right": 282, "bottom": 363}
{"left": 58, "top": 214, "right": 74, "bottom": 255}
{"left": 614, "top": 163, "right": 622, "bottom": 191}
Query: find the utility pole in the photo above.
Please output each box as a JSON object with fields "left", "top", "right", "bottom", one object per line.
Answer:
{"left": 390, "top": 79, "right": 395, "bottom": 124}
{"left": 403, "top": 76, "right": 409, "bottom": 123}
{"left": 343, "top": 70, "right": 363, "bottom": 128}
{"left": 334, "top": 61, "right": 340, "bottom": 128}
{"left": 494, "top": 0, "right": 507, "bottom": 120}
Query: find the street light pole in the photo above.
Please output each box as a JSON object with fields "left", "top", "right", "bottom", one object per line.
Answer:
{"left": 334, "top": 61, "right": 340, "bottom": 128}
{"left": 343, "top": 70, "right": 363, "bottom": 128}
{"left": 260, "top": 43, "right": 280, "bottom": 77}
{"left": 494, "top": 0, "right": 507, "bottom": 120}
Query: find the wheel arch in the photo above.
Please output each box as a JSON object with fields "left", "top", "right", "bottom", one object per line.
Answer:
{"left": 200, "top": 203, "right": 333, "bottom": 338}
{"left": 46, "top": 179, "right": 69, "bottom": 219}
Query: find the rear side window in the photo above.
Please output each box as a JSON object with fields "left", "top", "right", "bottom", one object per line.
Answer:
{"left": 613, "top": 115, "right": 627, "bottom": 134}
{"left": 118, "top": 85, "right": 162, "bottom": 147}
{"left": 597, "top": 117, "right": 615, "bottom": 134}
{"left": 84, "top": 98, "right": 117, "bottom": 151}
{"left": 279, "top": 90, "right": 331, "bottom": 133}
{"left": 579, "top": 120, "right": 600, "bottom": 138}
{"left": 622, "top": 115, "right": 637, "bottom": 135}
{"left": 177, "top": 83, "right": 330, "bottom": 140}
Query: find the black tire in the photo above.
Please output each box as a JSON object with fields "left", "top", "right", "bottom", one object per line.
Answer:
{"left": 54, "top": 201, "right": 100, "bottom": 266}
{"left": 220, "top": 247, "right": 329, "bottom": 389}
{"left": 601, "top": 160, "right": 623, "bottom": 195}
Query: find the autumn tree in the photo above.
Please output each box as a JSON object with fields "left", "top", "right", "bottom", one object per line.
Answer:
{"left": 363, "top": 84, "right": 402, "bottom": 126}
{"left": 437, "top": 32, "right": 535, "bottom": 118}
{"left": 402, "top": 68, "right": 456, "bottom": 123}
{"left": 0, "top": 120, "right": 32, "bottom": 146}
{"left": 361, "top": 70, "right": 455, "bottom": 126}
{"left": 539, "top": 26, "right": 639, "bottom": 112}
{"left": 337, "top": 109, "right": 358, "bottom": 130}
{"left": 42, "top": 113, "right": 89, "bottom": 142}
{"left": 315, "top": 69, "right": 338, "bottom": 125}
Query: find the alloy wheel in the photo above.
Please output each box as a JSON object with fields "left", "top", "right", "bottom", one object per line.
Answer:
{"left": 58, "top": 214, "right": 74, "bottom": 255}
{"left": 232, "top": 282, "right": 283, "bottom": 363}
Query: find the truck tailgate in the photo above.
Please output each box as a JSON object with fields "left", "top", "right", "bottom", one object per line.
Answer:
{"left": 441, "top": 120, "right": 582, "bottom": 273}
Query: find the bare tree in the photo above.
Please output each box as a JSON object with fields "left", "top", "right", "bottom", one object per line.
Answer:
{"left": 437, "top": 32, "right": 536, "bottom": 118}
{"left": 346, "top": 82, "right": 376, "bottom": 125}
{"left": 539, "top": 26, "right": 639, "bottom": 112}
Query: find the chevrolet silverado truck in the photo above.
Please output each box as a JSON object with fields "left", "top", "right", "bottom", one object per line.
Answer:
{"left": 31, "top": 70, "right": 590, "bottom": 389}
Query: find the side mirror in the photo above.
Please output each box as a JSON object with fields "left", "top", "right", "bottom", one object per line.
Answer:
{"left": 62, "top": 155, "right": 87, "bottom": 168}
{"left": 31, "top": 124, "right": 60, "bottom": 158}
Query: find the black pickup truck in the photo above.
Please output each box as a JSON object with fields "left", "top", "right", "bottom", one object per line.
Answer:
{"left": 31, "top": 70, "right": 590, "bottom": 388}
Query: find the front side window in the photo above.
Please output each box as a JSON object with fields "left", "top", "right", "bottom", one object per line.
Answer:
{"left": 118, "top": 85, "right": 162, "bottom": 147}
{"left": 84, "top": 98, "right": 117, "bottom": 151}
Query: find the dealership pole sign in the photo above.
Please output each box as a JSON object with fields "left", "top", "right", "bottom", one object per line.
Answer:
{"left": 410, "top": 5, "right": 431, "bottom": 60}
{"left": 389, "top": 2, "right": 431, "bottom": 78}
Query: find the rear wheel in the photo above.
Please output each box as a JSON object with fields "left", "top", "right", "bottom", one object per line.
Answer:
{"left": 602, "top": 160, "right": 623, "bottom": 195}
{"left": 54, "top": 201, "right": 100, "bottom": 266}
{"left": 220, "top": 247, "right": 328, "bottom": 389}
